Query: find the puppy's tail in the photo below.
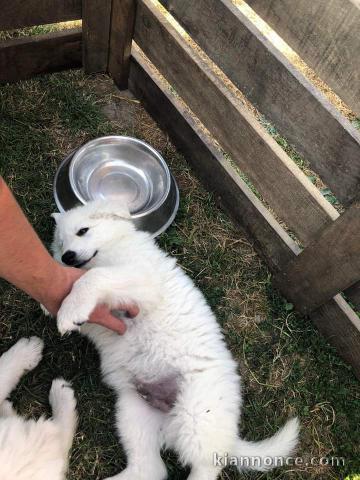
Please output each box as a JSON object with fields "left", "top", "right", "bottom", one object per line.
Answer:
{"left": 234, "top": 417, "right": 299, "bottom": 472}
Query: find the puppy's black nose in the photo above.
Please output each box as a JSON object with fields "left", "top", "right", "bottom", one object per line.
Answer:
{"left": 62, "top": 250, "right": 77, "bottom": 265}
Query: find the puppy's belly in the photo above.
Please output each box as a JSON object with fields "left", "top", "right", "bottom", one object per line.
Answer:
{"left": 134, "top": 374, "right": 180, "bottom": 413}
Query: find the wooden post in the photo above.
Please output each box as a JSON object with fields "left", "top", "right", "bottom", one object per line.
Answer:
{"left": 108, "top": 0, "right": 137, "bottom": 89}
{"left": 82, "top": 0, "right": 112, "bottom": 73}
{"left": 274, "top": 201, "right": 360, "bottom": 314}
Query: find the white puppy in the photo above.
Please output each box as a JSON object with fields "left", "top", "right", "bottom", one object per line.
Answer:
{"left": 0, "top": 337, "right": 77, "bottom": 480}
{"left": 53, "top": 200, "right": 299, "bottom": 480}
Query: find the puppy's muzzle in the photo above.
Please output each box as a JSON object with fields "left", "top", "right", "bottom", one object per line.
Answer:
{"left": 62, "top": 250, "right": 77, "bottom": 266}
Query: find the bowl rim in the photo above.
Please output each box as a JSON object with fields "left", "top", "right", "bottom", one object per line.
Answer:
{"left": 54, "top": 149, "right": 77, "bottom": 213}
{"left": 68, "top": 135, "right": 171, "bottom": 216}
{"left": 150, "top": 176, "right": 179, "bottom": 238}
{"left": 54, "top": 150, "right": 179, "bottom": 238}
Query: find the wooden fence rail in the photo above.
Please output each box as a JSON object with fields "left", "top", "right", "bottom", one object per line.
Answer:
{"left": 158, "top": 0, "right": 360, "bottom": 320}
{"left": 247, "top": 0, "right": 360, "bottom": 116}
{"left": 0, "top": 29, "right": 82, "bottom": 83}
{"left": 134, "top": 0, "right": 338, "bottom": 248}
{"left": 129, "top": 46, "right": 360, "bottom": 378}
{"left": 276, "top": 201, "right": 360, "bottom": 313}
{"left": 159, "top": 0, "right": 360, "bottom": 208}
{"left": 0, "top": 0, "right": 82, "bottom": 31}
{"left": 130, "top": 46, "right": 300, "bottom": 273}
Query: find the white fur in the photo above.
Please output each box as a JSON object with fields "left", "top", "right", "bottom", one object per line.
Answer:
{"left": 0, "top": 338, "right": 77, "bottom": 480}
{"left": 54, "top": 199, "right": 299, "bottom": 480}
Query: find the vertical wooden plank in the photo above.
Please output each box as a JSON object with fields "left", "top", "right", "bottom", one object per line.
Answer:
{"left": 311, "top": 295, "right": 360, "bottom": 380}
{"left": 275, "top": 201, "right": 360, "bottom": 314}
{"left": 82, "top": 0, "right": 112, "bottom": 73}
{"left": 108, "top": 0, "right": 137, "bottom": 89}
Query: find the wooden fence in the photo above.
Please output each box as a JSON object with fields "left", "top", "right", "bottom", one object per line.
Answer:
{"left": 0, "top": 0, "right": 82, "bottom": 81}
{"left": 1, "top": 0, "right": 360, "bottom": 378}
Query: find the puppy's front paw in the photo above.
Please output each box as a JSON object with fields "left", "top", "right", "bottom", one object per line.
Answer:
{"left": 57, "top": 297, "right": 94, "bottom": 335}
{"left": 11, "top": 337, "right": 44, "bottom": 371}
{"left": 50, "top": 378, "right": 76, "bottom": 412}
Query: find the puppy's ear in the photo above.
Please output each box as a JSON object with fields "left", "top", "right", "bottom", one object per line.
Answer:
{"left": 51, "top": 212, "right": 61, "bottom": 224}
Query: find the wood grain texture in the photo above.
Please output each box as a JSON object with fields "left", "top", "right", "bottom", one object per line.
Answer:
{"left": 159, "top": 0, "right": 360, "bottom": 207}
{"left": 128, "top": 46, "right": 360, "bottom": 379}
{"left": 129, "top": 45, "right": 300, "bottom": 273}
{"left": 0, "top": 0, "right": 82, "bottom": 30}
{"left": 275, "top": 202, "right": 360, "bottom": 313}
{"left": 134, "top": 0, "right": 339, "bottom": 247}
{"left": 0, "top": 29, "right": 82, "bottom": 83}
{"left": 108, "top": 0, "right": 136, "bottom": 88}
{"left": 82, "top": 0, "right": 112, "bottom": 72}
{"left": 311, "top": 295, "right": 360, "bottom": 379}
{"left": 247, "top": 0, "right": 360, "bottom": 116}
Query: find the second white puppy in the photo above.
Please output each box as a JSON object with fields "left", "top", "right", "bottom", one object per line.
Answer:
{"left": 53, "top": 199, "right": 299, "bottom": 480}
{"left": 0, "top": 337, "right": 77, "bottom": 480}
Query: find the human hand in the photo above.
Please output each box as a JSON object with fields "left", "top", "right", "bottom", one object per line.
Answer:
{"left": 42, "top": 265, "right": 139, "bottom": 334}
{"left": 88, "top": 303, "right": 140, "bottom": 334}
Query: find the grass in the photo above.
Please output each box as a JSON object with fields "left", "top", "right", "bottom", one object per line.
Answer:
{"left": 0, "top": 21, "right": 82, "bottom": 41}
{"left": 0, "top": 70, "right": 359, "bottom": 480}
{"left": 353, "top": 118, "right": 360, "bottom": 130}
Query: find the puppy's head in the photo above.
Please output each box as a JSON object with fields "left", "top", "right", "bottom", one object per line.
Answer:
{"left": 52, "top": 199, "right": 133, "bottom": 267}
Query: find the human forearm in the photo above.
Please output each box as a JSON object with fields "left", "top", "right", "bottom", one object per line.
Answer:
{"left": 0, "top": 177, "right": 137, "bottom": 332}
{"left": 0, "top": 177, "right": 80, "bottom": 313}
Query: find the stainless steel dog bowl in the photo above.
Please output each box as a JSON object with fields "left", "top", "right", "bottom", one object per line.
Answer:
{"left": 54, "top": 142, "right": 179, "bottom": 238}
{"left": 69, "top": 136, "right": 171, "bottom": 216}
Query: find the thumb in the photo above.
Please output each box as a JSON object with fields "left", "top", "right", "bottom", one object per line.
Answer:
{"left": 88, "top": 305, "right": 127, "bottom": 335}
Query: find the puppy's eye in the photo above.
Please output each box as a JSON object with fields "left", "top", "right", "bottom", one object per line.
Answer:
{"left": 76, "top": 227, "right": 89, "bottom": 237}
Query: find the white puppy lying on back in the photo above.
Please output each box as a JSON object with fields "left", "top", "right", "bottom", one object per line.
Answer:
{"left": 0, "top": 337, "right": 77, "bottom": 480}
{"left": 53, "top": 199, "right": 299, "bottom": 480}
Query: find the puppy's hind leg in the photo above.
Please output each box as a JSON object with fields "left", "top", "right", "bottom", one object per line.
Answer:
{"left": 0, "top": 337, "right": 43, "bottom": 405}
{"left": 165, "top": 377, "right": 240, "bottom": 480}
{"left": 104, "top": 389, "right": 167, "bottom": 480}
{"left": 186, "top": 466, "right": 222, "bottom": 480}
{"left": 49, "top": 378, "right": 78, "bottom": 454}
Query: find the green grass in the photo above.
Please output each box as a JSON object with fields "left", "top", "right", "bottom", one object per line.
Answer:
{"left": 353, "top": 118, "right": 360, "bottom": 130}
{"left": 0, "top": 21, "right": 81, "bottom": 41}
{"left": 0, "top": 70, "right": 359, "bottom": 479}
